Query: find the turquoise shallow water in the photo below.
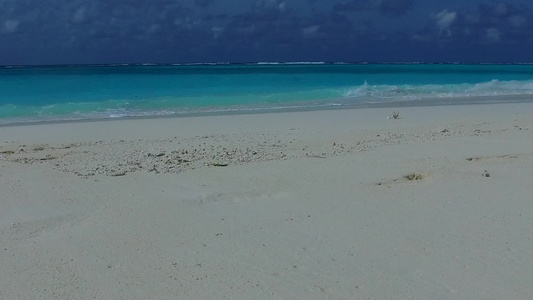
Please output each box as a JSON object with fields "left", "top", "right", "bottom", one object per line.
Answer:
{"left": 1, "top": 63, "right": 533, "bottom": 124}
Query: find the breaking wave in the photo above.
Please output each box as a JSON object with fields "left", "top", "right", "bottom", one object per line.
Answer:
{"left": 343, "top": 79, "right": 533, "bottom": 101}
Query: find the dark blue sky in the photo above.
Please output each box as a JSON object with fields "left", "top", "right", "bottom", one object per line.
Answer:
{"left": 1, "top": 0, "right": 532, "bottom": 65}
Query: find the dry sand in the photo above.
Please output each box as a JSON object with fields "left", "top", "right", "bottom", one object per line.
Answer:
{"left": 1, "top": 103, "right": 533, "bottom": 299}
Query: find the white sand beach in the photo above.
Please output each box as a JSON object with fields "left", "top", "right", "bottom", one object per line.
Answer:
{"left": 1, "top": 102, "right": 533, "bottom": 299}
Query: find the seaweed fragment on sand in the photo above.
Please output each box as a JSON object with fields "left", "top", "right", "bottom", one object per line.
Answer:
{"left": 210, "top": 163, "right": 229, "bottom": 167}
{"left": 404, "top": 172, "right": 424, "bottom": 181}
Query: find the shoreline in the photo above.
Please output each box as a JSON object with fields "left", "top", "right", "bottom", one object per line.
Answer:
{"left": 2, "top": 94, "right": 533, "bottom": 128}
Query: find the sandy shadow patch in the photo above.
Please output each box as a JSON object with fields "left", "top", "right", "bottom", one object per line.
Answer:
{"left": 466, "top": 154, "right": 520, "bottom": 162}
{"left": 376, "top": 172, "right": 427, "bottom": 187}
{"left": 196, "top": 191, "right": 285, "bottom": 205}
{"left": 2, "top": 215, "right": 77, "bottom": 242}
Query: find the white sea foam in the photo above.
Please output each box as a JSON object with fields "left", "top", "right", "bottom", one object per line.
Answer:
{"left": 343, "top": 79, "right": 533, "bottom": 101}
{"left": 283, "top": 62, "right": 326, "bottom": 65}
{"left": 255, "top": 61, "right": 326, "bottom": 65}
{"left": 176, "top": 62, "right": 230, "bottom": 66}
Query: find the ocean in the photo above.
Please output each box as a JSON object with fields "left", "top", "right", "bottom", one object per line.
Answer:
{"left": 1, "top": 63, "right": 533, "bottom": 125}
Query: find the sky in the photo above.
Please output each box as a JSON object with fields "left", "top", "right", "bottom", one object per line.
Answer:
{"left": 1, "top": 0, "right": 532, "bottom": 65}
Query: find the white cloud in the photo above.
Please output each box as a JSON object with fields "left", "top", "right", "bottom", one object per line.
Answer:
{"left": 145, "top": 24, "right": 161, "bottom": 34}
{"left": 72, "top": 7, "right": 86, "bottom": 23}
{"left": 494, "top": 3, "right": 507, "bottom": 16}
{"left": 302, "top": 25, "right": 319, "bottom": 38}
{"left": 174, "top": 18, "right": 201, "bottom": 30}
{"left": 211, "top": 26, "right": 223, "bottom": 39}
{"left": 238, "top": 24, "right": 256, "bottom": 34}
{"left": 434, "top": 9, "right": 457, "bottom": 36}
{"left": 411, "top": 34, "right": 430, "bottom": 42}
{"left": 2, "top": 19, "right": 19, "bottom": 34}
{"left": 509, "top": 15, "right": 526, "bottom": 28}
{"left": 278, "top": 1, "right": 286, "bottom": 12}
{"left": 486, "top": 28, "right": 501, "bottom": 43}
{"left": 254, "top": 0, "right": 286, "bottom": 12}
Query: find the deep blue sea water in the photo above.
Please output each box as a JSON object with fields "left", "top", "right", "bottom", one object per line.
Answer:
{"left": 1, "top": 63, "right": 533, "bottom": 124}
